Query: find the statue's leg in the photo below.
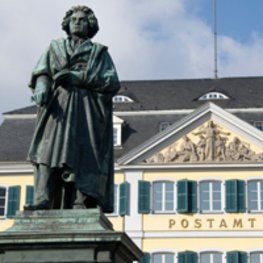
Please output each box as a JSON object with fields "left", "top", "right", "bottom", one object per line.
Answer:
{"left": 34, "top": 164, "right": 53, "bottom": 206}
{"left": 24, "top": 164, "right": 53, "bottom": 210}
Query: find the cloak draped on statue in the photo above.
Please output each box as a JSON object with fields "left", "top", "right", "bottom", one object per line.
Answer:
{"left": 27, "top": 38, "right": 120, "bottom": 212}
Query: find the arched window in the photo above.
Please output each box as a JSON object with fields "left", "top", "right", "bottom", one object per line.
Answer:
{"left": 113, "top": 95, "right": 133, "bottom": 103}
{"left": 0, "top": 186, "right": 7, "bottom": 217}
{"left": 153, "top": 181, "right": 174, "bottom": 212}
{"left": 248, "top": 180, "right": 263, "bottom": 212}
{"left": 199, "top": 92, "right": 229, "bottom": 101}
{"left": 199, "top": 181, "right": 222, "bottom": 213}
{"left": 200, "top": 252, "right": 223, "bottom": 263}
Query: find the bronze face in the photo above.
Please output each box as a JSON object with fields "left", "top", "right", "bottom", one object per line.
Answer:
{"left": 69, "top": 11, "right": 89, "bottom": 38}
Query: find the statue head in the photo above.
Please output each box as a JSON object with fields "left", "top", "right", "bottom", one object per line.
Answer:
{"left": 62, "top": 6, "right": 99, "bottom": 39}
{"left": 207, "top": 120, "right": 215, "bottom": 128}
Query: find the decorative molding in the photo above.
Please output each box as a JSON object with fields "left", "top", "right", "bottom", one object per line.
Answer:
{"left": 114, "top": 107, "right": 263, "bottom": 117}
{"left": 144, "top": 231, "right": 263, "bottom": 238}
{"left": 0, "top": 163, "right": 33, "bottom": 174}
{"left": 117, "top": 103, "right": 263, "bottom": 165}
{"left": 145, "top": 121, "right": 263, "bottom": 164}
{"left": 116, "top": 163, "right": 263, "bottom": 171}
{"left": 3, "top": 114, "right": 36, "bottom": 119}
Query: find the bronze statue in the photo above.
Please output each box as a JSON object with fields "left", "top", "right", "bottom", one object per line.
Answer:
{"left": 25, "top": 6, "right": 120, "bottom": 212}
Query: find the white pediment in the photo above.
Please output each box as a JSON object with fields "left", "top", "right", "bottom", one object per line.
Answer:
{"left": 117, "top": 102, "right": 263, "bottom": 165}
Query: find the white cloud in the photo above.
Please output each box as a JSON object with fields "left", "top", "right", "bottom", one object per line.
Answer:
{"left": 0, "top": 0, "right": 263, "bottom": 121}
{"left": 219, "top": 33, "right": 263, "bottom": 76}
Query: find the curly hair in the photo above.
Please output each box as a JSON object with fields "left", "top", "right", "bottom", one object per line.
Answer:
{"left": 62, "top": 6, "right": 99, "bottom": 38}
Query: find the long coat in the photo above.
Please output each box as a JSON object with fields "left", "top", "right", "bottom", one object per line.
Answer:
{"left": 27, "top": 38, "right": 120, "bottom": 212}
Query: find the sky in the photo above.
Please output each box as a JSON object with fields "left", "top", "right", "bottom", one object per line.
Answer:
{"left": 1, "top": 0, "right": 263, "bottom": 123}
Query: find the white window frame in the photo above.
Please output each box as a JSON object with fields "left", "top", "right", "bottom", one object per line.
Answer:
{"left": 113, "top": 95, "right": 133, "bottom": 103}
{"left": 152, "top": 252, "right": 174, "bottom": 263}
{"left": 152, "top": 181, "right": 175, "bottom": 214}
{"left": 0, "top": 185, "right": 8, "bottom": 218}
{"left": 113, "top": 125, "right": 122, "bottom": 147}
{"left": 113, "top": 115, "right": 123, "bottom": 147}
{"left": 199, "top": 92, "right": 229, "bottom": 101}
{"left": 113, "top": 184, "right": 119, "bottom": 215}
{"left": 199, "top": 180, "right": 223, "bottom": 214}
{"left": 247, "top": 180, "right": 263, "bottom": 213}
{"left": 106, "top": 184, "right": 119, "bottom": 217}
{"left": 250, "top": 252, "right": 263, "bottom": 263}
{"left": 200, "top": 251, "right": 223, "bottom": 263}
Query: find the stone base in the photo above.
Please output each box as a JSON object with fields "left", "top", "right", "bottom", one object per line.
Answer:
{"left": 0, "top": 209, "right": 142, "bottom": 263}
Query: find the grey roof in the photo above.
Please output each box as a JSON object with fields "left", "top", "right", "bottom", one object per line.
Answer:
{"left": 0, "top": 119, "right": 35, "bottom": 162}
{"left": 4, "top": 105, "right": 36, "bottom": 115}
{"left": 1, "top": 76, "right": 263, "bottom": 162}
{"left": 115, "top": 76, "right": 263, "bottom": 111}
{"left": 4, "top": 76, "right": 263, "bottom": 115}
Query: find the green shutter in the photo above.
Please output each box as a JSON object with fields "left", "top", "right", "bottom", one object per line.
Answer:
{"left": 239, "top": 252, "right": 248, "bottom": 263}
{"left": 226, "top": 180, "right": 237, "bottom": 212}
{"left": 178, "top": 251, "right": 197, "bottom": 263}
{"left": 119, "top": 182, "right": 129, "bottom": 216}
{"left": 139, "top": 253, "right": 150, "bottom": 263}
{"left": 178, "top": 252, "right": 186, "bottom": 263}
{"left": 189, "top": 181, "right": 197, "bottom": 213}
{"left": 177, "top": 180, "right": 188, "bottom": 213}
{"left": 227, "top": 251, "right": 247, "bottom": 263}
{"left": 138, "top": 181, "right": 151, "bottom": 214}
{"left": 26, "top": 185, "right": 34, "bottom": 205}
{"left": 237, "top": 180, "right": 246, "bottom": 212}
{"left": 177, "top": 180, "right": 197, "bottom": 213}
{"left": 7, "top": 186, "right": 21, "bottom": 217}
{"left": 226, "top": 180, "right": 246, "bottom": 212}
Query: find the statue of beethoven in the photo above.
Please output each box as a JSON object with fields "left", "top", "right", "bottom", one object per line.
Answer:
{"left": 25, "top": 6, "right": 120, "bottom": 212}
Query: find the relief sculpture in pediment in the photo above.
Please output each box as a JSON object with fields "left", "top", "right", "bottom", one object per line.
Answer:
{"left": 145, "top": 121, "right": 263, "bottom": 164}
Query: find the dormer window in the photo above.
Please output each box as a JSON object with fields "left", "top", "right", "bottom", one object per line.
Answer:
{"left": 113, "top": 95, "right": 133, "bottom": 103}
{"left": 199, "top": 92, "right": 229, "bottom": 101}
{"left": 113, "top": 115, "right": 124, "bottom": 147}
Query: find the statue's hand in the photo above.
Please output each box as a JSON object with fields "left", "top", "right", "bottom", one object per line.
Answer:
{"left": 54, "top": 70, "right": 84, "bottom": 87}
{"left": 32, "top": 86, "right": 50, "bottom": 106}
{"left": 32, "top": 76, "right": 51, "bottom": 106}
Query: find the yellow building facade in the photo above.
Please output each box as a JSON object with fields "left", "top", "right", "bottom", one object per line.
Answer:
{"left": 1, "top": 102, "right": 263, "bottom": 263}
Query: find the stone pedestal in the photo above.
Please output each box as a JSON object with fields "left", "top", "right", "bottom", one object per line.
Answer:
{"left": 0, "top": 209, "right": 143, "bottom": 263}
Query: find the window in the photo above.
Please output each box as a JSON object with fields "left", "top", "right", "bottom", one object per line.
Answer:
{"left": 200, "top": 181, "right": 222, "bottom": 212}
{"left": 250, "top": 252, "right": 263, "bottom": 263}
{"left": 159, "top": 122, "right": 172, "bottom": 132}
{"left": 248, "top": 180, "right": 263, "bottom": 212}
{"left": 253, "top": 122, "right": 263, "bottom": 131}
{"left": 200, "top": 252, "right": 222, "bottom": 263}
{"left": 152, "top": 253, "right": 174, "bottom": 263}
{"left": 113, "top": 127, "right": 118, "bottom": 146}
{"left": 113, "top": 95, "right": 133, "bottom": 103}
{"left": 113, "top": 184, "right": 119, "bottom": 214}
{"left": 113, "top": 115, "right": 123, "bottom": 147}
{"left": 199, "top": 92, "right": 229, "bottom": 101}
{"left": 119, "top": 182, "right": 130, "bottom": 216}
{"left": 0, "top": 186, "right": 7, "bottom": 216}
{"left": 113, "top": 125, "right": 122, "bottom": 147}
{"left": 153, "top": 182, "right": 174, "bottom": 212}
